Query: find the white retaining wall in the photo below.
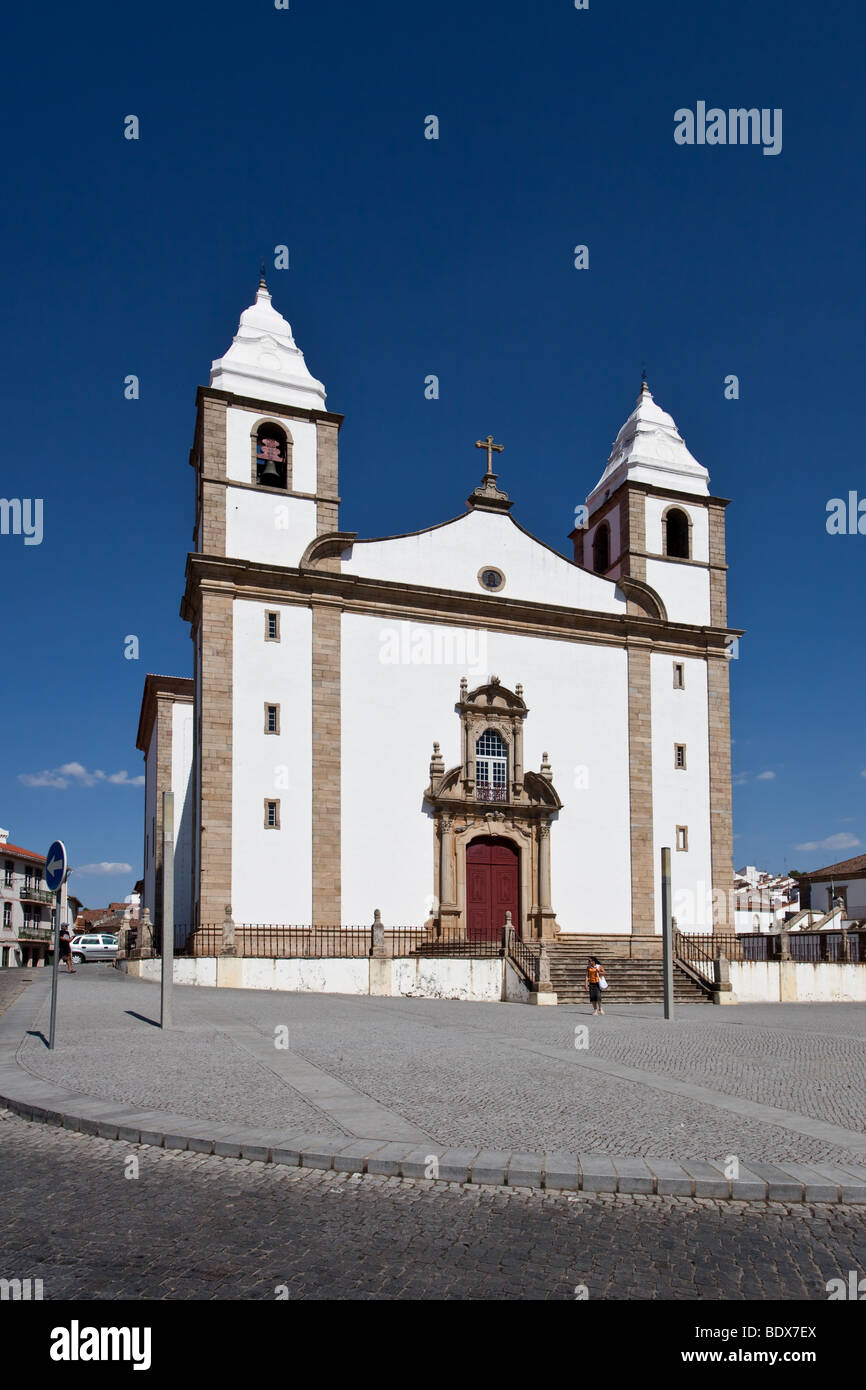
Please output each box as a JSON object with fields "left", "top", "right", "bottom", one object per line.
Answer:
{"left": 125, "top": 955, "right": 526, "bottom": 1002}
{"left": 730, "top": 960, "right": 866, "bottom": 1003}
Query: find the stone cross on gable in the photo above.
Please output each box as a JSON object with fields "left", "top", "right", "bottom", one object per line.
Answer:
{"left": 475, "top": 434, "right": 504, "bottom": 477}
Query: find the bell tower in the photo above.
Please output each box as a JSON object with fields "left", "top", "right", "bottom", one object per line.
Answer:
{"left": 571, "top": 379, "right": 735, "bottom": 937}
{"left": 573, "top": 377, "right": 728, "bottom": 629}
{"left": 189, "top": 274, "right": 342, "bottom": 569}
{"left": 182, "top": 277, "right": 343, "bottom": 928}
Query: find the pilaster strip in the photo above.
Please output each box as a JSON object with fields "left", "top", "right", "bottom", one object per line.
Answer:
{"left": 312, "top": 601, "right": 342, "bottom": 924}
{"left": 624, "top": 490, "right": 647, "bottom": 580}
{"left": 315, "top": 419, "right": 340, "bottom": 540}
{"left": 201, "top": 395, "right": 228, "bottom": 556}
{"left": 198, "top": 589, "right": 233, "bottom": 925}
{"left": 707, "top": 500, "right": 728, "bottom": 628}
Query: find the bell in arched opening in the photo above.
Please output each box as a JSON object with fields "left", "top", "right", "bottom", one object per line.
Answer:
{"left": 256, "top": 425, "right": 288, "bottom": 488}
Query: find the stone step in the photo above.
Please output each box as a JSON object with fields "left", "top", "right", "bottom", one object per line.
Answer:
{"left": 547, "top": 953, "right": 712, "bottom": 1004}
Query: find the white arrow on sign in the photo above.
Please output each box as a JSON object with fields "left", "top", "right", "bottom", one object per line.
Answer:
{"left": 47, "top": 856, "right": 64, "bottom": 877}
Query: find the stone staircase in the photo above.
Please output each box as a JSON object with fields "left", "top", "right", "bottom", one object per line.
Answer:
{"left": 548, "top": 936, "right": 712, "bottom": 1005}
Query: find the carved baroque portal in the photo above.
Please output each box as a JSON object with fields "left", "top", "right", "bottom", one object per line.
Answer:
{"left": 424, "top": 676, "right": 562, "bottom": 941}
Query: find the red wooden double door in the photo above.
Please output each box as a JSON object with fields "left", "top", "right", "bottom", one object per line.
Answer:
{"left": 466, "top": 837, "right": 520, "bottom": 941}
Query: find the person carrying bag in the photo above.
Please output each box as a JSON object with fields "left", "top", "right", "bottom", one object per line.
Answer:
{"left": 585, "top": 956, "right": 606, "bottom": 1015}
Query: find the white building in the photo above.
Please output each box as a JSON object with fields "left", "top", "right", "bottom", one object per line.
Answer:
{"left": 800, "top": 853, "right": 866, "bottom": 923}
{"left": 140, "top": 281, "right": 738, "bottom": 942}
{"left": 0, "top": 830, "right": 54, "bottom": 967}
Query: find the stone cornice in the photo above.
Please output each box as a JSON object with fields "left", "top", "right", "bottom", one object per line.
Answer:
{"left": 588, "top": 477, "right": 731, "bottom": 511}
{"left": 181, "top": 552, "right": 742, "bottom": 655}
{"left": 194, "top": 384, "right": 343, "bottom": 429}
{"left": 136, "top": 674, "right": 194, "bottom": 753}
{"left": 198, "top": 475, "right": 341, "bottom": 505}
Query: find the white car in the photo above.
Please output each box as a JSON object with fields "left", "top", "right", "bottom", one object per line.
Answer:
{"left": 69, "top": 933, "right": 119, "bottom": 964}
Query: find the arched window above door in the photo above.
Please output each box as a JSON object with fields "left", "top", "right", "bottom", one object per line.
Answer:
{"left": 475, "top": 730, "right": 508, "bottom": 801}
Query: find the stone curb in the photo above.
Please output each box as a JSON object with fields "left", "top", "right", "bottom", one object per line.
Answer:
{"left": 2, "top": 1082, "right": 865, "bottom": 1204}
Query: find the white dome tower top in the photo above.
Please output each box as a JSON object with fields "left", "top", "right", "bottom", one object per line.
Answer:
{"left": 588, "top": 378, "right": 709, "bottom": 512}
{"left": 209, "top": 276, "right": 327, "bottom": 411}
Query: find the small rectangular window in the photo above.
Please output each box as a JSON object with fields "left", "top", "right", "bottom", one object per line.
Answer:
{"left": 676, "top": 825, "right": 689, "bottom": 852}
{"left": 264, "top": 703, "right": 280, "bottom": 734}
{"left": 3, "top": 903, "right": 11, "bottom": 928}
{"left": 265, "top": 611, "right": 280, "bottom": 642}
{"left": 674, "top": 744, "right": 687, "bottom": 769}
{"left": 673, "top": 663, "right": 685, "bottom": 689}
{"left": 264, "top": 799, "right": 280, "bottom": 829}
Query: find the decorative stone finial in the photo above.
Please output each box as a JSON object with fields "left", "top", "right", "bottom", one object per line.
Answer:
{"left": 429, "top": 741, "right": 445, "bottom": 779}
{"left": 459, "top": 676, "right": 468, "bottom": 700}
{"left": 515, "top": 683, "right": 523, "bottom": 699}
{"left": 541, "top": 751, "right": 553, "bottom": 781}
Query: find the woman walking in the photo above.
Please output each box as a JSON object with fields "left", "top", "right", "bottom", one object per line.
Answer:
{"left": 585, "top": 956, "right": 606, "bottom": 1014}
{"left": 58, "top": 924, "right": 76, "bottom": 974}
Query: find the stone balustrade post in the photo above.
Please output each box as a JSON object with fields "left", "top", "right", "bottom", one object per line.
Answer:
{"left": 501, "top": 909, "right": 514, "bottom": 954}
{"left": 537, "top": 944, "right": 551, "bottom": 986}
{"left": 138, "top": 907, "right": 154, "bottom": 959}
{"left": 220, "top": 904, "right": 237, "bottom": 957}
{"left": 713, "top": 951, "right": 731, "bottom": 990}
{"left": 370, "top": 908, "right": 386, "bottom": 958}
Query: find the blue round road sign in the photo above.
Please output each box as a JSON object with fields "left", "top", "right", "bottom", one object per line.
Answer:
{"left": 45, "top": 840, "right": 67, "bottom": 893}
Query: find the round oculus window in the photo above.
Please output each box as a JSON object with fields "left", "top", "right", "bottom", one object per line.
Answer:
{"left": 478, "top": 566, "right": 505, "bottom": 592}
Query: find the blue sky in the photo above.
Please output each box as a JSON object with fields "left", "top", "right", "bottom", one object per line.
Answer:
{"left": 1, "top": 0, "right": 863, "bottom": 906}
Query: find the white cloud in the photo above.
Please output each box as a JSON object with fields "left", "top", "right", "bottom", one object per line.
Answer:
{"left": 794, "top": 832, "right": 861, "bottom": 854}
{"left": 734, "top": 769, "right": 777, "bottom": 787}
{"left": 73, "top": 862, "right": 133, "bottom": 876}
{"left": 19, "top": 763, "right": 144, "bottom": 790}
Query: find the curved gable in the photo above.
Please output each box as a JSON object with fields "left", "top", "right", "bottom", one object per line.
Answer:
{"left": 339, "top": 508, "right": 627, "bottom": 614}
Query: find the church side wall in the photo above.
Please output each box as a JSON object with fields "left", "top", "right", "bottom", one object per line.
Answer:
{"left": 231, "top": 600, "right": 313, "bottom": 923}
{"left": 143, "top": 727, "right": 157, "bottom": 921}
{"left": 171, "top": 703, "right": 195, "bottom": 931}
{"left": 650, "top": 653, "right": 713, "bottom": 931}
{"left": 340, "top": 613, "right": 632, "bottom": 934}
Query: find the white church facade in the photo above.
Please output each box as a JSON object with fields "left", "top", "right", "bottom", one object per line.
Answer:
{"left": 138, "top": 279, "right": 737, "bottom": 942}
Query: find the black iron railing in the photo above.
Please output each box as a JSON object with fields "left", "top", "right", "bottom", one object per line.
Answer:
{"left": 507, "top": 935, "right": 541, "bottom": 985}
{"left": 175, "top": 925, "right": 431, "bottom": 959}
{"left": 677, "top": 929, "right": 866, "bottom": 966}
{"left": 476, "top": 785, "right": 508, "bottom": 803}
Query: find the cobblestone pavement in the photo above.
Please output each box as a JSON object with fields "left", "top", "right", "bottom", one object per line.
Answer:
{"left": 2, "top": 1109, "right": 864, "bottom": 1300}
{"left": 17, "top": 972, "right": 866, "bottom": 1167}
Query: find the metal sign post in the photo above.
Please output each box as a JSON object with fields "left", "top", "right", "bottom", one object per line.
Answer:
{"left": 160, "top": 791, "right": 174, "bottom": 1029}
{"left": 661, "top": 846, "right": 675, "bottom": 1021}
{"left": 45, "top": 839, "right": 68, "bottom": 1050}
